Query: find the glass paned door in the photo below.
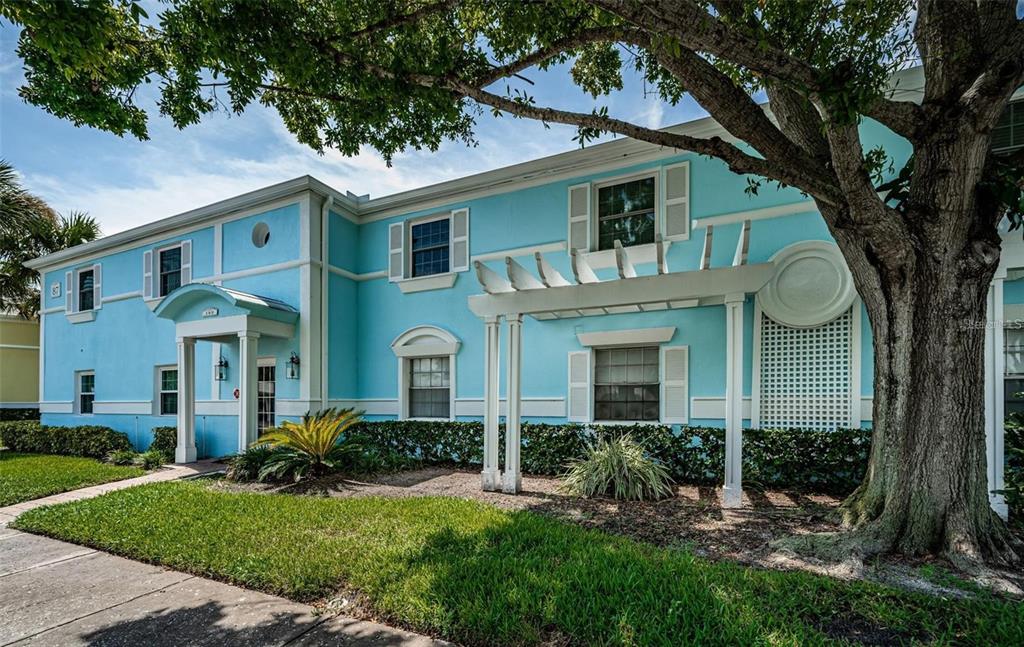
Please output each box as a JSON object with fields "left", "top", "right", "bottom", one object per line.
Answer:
{"left": 257, "top": 361, "right": 276, "bottom": 434}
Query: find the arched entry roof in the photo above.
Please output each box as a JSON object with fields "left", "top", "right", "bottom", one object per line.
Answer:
{"left": 154, "top": 284, "right": 297, "bottom": 324}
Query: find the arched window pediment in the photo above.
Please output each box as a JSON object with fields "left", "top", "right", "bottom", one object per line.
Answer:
{"left": 390, "top": 325, "right": 461, "bottom": 358}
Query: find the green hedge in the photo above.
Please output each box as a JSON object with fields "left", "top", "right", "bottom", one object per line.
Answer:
{"left": 349, "top": 421, "right": 872, "bottom": 493}
{"left": 150, "top": 426, "right": 177, "bottom": 461}
{"left": 0, "top": 407, "right": 39, "bottom": 422}
{"left": 0, "top": 421, "right": 132, "bottom": 458}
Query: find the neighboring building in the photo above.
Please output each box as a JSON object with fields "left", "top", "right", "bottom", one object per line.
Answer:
{"left": 25, "top": 67, "right": 1022, "bottom": 513}
{"left": 0, "top": 312, "right": 39, "bottom": 415}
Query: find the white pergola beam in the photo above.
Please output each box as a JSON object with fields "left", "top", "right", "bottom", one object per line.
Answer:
{"left": 570, "top": 248, "right": 600, "bottom": 284}
{"left": 474, "top": 260, "right": 514, "bottom": 294}
{"left": 506, "top": 256, "right": 545, "bottom": 290}
{"left": 535, "top": 252, "right": 571, "bottom": 287}
{"left": 700, "top": 225, "right": 714, "bottom": 270}
{"left": 614, "top": 240, "right": 637, "bottom": 279}
{"left": 733, "top": 220, "right": 751, "bottom": 266}
{"left": 468, "top": 263, "right": 774, "bottom": 318}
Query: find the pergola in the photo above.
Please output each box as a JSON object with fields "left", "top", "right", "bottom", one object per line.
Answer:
{"left": 468, "top": 223, "right": 762, "bottom": 505}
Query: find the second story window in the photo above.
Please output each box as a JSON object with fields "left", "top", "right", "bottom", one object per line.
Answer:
{"left": 410, "top": 218, "right": 450, "bottom": 277}
{"left": 77, "top": 268, "right": 94, "bottom": 311}
{"left": 159, "top": 246, "right": 182, "bottom": 296}
{"left": 596, "top": 176, "right": 657, "bottom": 251}
{"left": 993, "top": 101, "right": 1023, "bottom": 153}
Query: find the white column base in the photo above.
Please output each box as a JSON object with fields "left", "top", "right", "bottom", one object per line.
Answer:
{"left": 990, "top": 494, "right": 1009, "bottom": 521}
{"left": 722, "top": 486, "right": 743, "bottom": 508}
{"left": 175, "top": 445, "right": 197, "bottom": 464}
{"left": 481, "top": 469, "right": 502, "bottom": 491}
{"left": 501, "top": 470, "right": 522, "bottom": 494}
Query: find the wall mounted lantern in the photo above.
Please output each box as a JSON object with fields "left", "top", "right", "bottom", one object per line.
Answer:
{"left": 215, "top": 356, "right": 229, "bottom": 381}
{"left": 286, "top": 352, "right": 300, "bottom": 380}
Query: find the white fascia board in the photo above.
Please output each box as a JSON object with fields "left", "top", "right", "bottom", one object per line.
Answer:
{"left": 577, "top": 327, "right": 676, "bottom": 348}
{"left": 468, "top": 263, "right": 774, "bottom": 318}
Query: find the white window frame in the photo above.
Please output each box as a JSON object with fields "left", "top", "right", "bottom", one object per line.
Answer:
{"left": 75, "top": 370, "right": 95, "bottom": 415}
{"left": 591, "top": 170, "right": 660, "bottom": 252}
{"left": 391, "top": 325, "right": 460, "bottom": 421}
{"left": 407, "top": 355, "right": 453, "bottom": 420}
{"left": 156, "top": 365, "right": 178, "bottom": 417}
{"left": 591, "top": 345, "right": 662, "bottom": 424}
{"left": 406, "top": 212, "right": 453, "bottom": 279}
{"left": 156, "top": 242, "right": 184, "bottom": 298}
{"left": 75, "top": 266, "right": 96, "bottom": 312}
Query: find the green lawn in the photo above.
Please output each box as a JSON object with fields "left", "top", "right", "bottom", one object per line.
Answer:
{"left": 0, "top": 452, "right": 144, "bottom": 506}
{"left": 13, "top": 481, "right": 1023, "bottom": 646}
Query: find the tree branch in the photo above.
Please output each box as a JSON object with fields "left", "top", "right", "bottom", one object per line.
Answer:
{"left": 349, "top": 0, "right": 461, "bottom": 40}
{"left": 862, "top": 97, "right": 926, "bottom": 141}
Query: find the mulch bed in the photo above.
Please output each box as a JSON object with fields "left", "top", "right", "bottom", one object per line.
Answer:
{"left": 212, "top": 467, "right": 844, "bottom": 564}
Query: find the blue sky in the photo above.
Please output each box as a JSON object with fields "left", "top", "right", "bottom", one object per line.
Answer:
{"left": 0, "top": 16, "right": 709, "bottom": 236}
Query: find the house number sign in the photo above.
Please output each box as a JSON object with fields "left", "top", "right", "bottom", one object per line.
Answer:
{"left": 50, "top": 282, "right": 61, "bottom": 298}
{"left": 202, "top": 307, "right": 219, "bottom": 317}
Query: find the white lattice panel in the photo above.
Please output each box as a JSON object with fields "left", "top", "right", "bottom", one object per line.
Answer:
{"left": 758, "top": 308, "right": 853, "bottom": 430}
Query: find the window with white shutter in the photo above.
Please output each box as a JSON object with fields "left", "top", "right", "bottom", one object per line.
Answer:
{"left": 662, "top": 161, "right": 690, "bottom": 240}
{"left": 91, "top": 263, "right": 102, "bottom": 311}
{"left": 567, "top": 350, "right": 591, "bottom": 422}
{"left": 64, "top": 271, "right": 73, "bottom": 313}
{"left": 660, "top": 346, "right": 689, "bottom": 424}
{"left": 387, "top": 210, "right": 469, "bottom": 283}
{"left": 568, "top": 183, "right": 591, "bottom": 252}
{"left": 180, "top": 240, "right": 192, "bottom": 286}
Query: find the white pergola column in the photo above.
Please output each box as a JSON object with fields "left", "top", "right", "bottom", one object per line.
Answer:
{"left": 502, "top": 313, "right": 523, "bottom": 494}
{"left": 723, "top": 293, "right": 745, "bottom": 508}
{"left": 175, "top": 337, "right": 197, "bottom": 463}
{"left": 482, "top": 315, "right": 502, "bottom": 490}
{"left": 984, "top": 274, "right": 1008, "bottom": 519}
{"left": 238, "top": 331, "right": 260, "bottom": 451}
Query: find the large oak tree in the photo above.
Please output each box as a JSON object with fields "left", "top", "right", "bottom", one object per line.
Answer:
{"left": 5, "top": 0, "right": 1024, "bottom": 564}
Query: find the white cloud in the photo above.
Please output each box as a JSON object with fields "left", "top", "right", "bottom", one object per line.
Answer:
{"left": 24, "top": 105, "right": 575, "bottom": 235}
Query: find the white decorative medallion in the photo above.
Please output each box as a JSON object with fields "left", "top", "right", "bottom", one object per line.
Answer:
{"left": 758, "top": 241, "right": 854, "bottom": 328}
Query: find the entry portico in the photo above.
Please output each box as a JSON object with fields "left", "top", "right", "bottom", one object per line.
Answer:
{"left": 153, "top": 284, "right": 298, "bottom": 462}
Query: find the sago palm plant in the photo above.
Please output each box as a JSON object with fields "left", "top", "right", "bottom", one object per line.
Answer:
{"left": 254, "top": 408, "right": 363, "bottom": 482}
{"left": 561, "top": 434, "right": 675, "bottom": 501}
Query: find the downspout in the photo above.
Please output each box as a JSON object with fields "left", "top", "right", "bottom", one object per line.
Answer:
{"left": 320, "top": 195, "right": 333, "bottom": 411}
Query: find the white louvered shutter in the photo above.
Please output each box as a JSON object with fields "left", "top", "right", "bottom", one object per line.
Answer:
{"left": 65, "top": 271, "right": 73, "bottom": 313}
{"left": 388, "top": 222, "right": 405, "bottom": 282}
{"left": 180, "top": 240, "right": 192, "bottom": 286}
{"left": 142, "top": 250, "right": 153, "bottom": 299}
{"left": 451, "top": 208, "right": 469, "bottom": 272}
{"left": 567, "top": 350, "right": 591, "bottom": 422}
{"left": 660, "top": 346, "right": 689, "bottom": 424}
{"left": 662, "top": 161, "right": 690, "bottom": 240}
{"left": 92, "top": 264, "right": 102, "bottom": 310}
{"left": 568, "top": 183, "right": 591, "bottom": 252}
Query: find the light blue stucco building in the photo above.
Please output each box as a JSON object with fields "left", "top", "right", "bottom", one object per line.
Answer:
{"left": 26, "top": 67, "right": 1024, "bottom": 511}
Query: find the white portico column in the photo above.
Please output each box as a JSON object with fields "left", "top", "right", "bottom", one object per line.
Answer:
{"left": 238, "top": 331, "right": 260, "bottom": 451}
{"left": 984, "top": 274, "right": 1008, "bottom": 519}
{"left": 482, "top": 315, "right": 502, "bottom": 490}
{"left": 502, "top": 313, "right": 523, "bottom": 494}
{"left": 175, "top": 337, "right": 197, "bottom": 463}
{"left": 723, "top": 294, "right": 745, "bottom": 508}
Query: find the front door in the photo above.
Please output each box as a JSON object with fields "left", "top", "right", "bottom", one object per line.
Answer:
{"left": 257, "top": 358, "right": 276, "bottom": 435}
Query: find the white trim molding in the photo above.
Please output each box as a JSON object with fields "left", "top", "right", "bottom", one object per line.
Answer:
{"left": 396, "top": 272, "right": 458, "bottom": 293}
{"left": 39, "top": 401, "right": 73, "bottom": 414}
{"left": 328, "top": 399, "right": 400, "bottom": 416}
{"left": 0, "top": 402, "right": 39, "bottom": 409}
{"left": 195, "top": 400, "right": 238, "bottom": 416}
{"left": 690, "top": 397, "right": 753, "bottom": 420}
{"left": 576, "top": 326, "right": 676, "bottom": 348}
{"left": 454, "top": 397, "right": 566, "bottom": 418}
{"left": 0, "top": 343, "right": 39, "bottom": 351}
{"left": 67, "top": 311, "right": 97, "bottom": 324}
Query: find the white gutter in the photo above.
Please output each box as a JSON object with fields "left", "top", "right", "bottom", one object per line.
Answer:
{"left": 320, "top": 195, "right": 333, "bottom": 411}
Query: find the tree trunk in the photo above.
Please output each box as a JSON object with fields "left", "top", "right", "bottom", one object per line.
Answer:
{"left": 829, "top": 149, "right": 1020, "bottom": 566}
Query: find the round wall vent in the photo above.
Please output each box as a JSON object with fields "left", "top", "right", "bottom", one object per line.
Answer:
{"left": 251, "top": 222, "right": 270, "bottom": 248}
{"left": 758, "top": 241, "right": 855, "bottom": 327}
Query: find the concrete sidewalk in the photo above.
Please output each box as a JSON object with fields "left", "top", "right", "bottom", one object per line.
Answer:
{"left": 0, "top": 528, "right": 443, "bottom": 646}
{"left": 0, "top": 461, "right": 224, "bottom": 526}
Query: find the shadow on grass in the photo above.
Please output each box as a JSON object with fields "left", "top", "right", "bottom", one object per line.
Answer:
{"left": 386, "top": 509, "right": 921, "bottom": 646}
